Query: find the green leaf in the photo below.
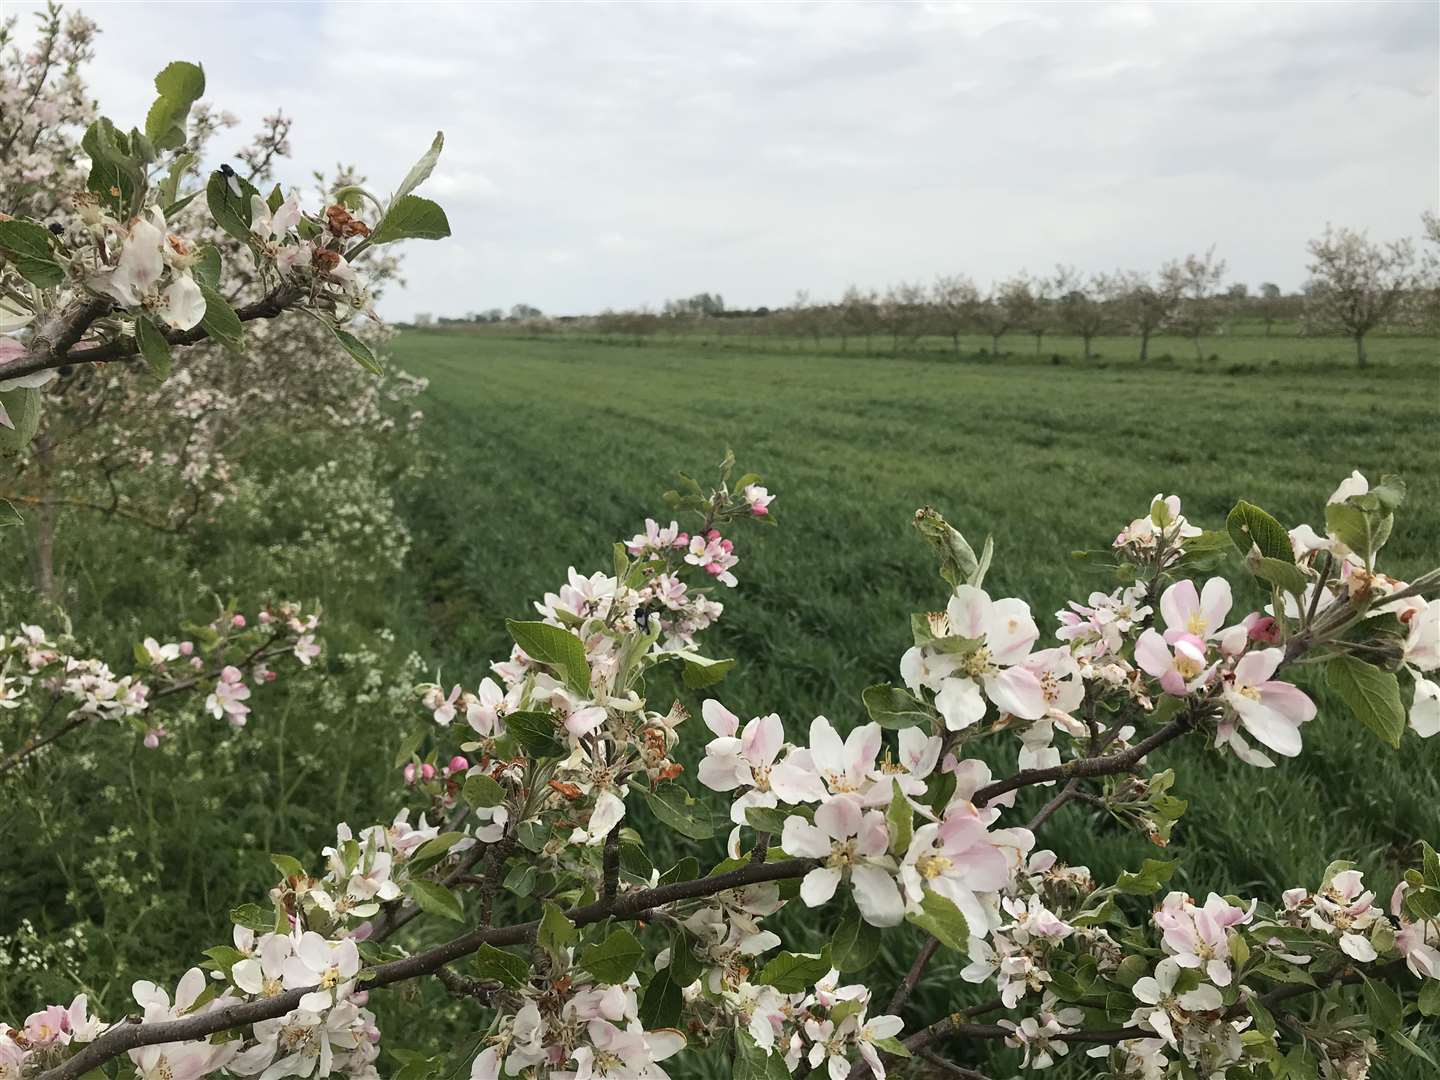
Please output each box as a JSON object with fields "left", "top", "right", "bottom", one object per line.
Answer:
{"left": 332, "top": 325, "right": 383, "bottom": 375}
{"left": 198, "top": 282, "right": 245, "bottom": 353}
{"left": 667, "top": 928, "right": 703, "bottom": 985}
{"left": 393, "top": 131, "right": 444, "bottom": 203}
{"left": 733, "top": 1029, "right": 790, "bottom": 1080}
{"left": 1418, "top": 979, "right": 1440, "bottom": 1017}
{"left": 1327, "top": 655, "right": 1405, "bottom": 748}
{"left": 159, "top": 152, "right": 198, "bottom": 210}
{"left": 392, "top": 727, "right": 425, "bottom": 769}
{"left": 743, "top": 806, "right": 791, "bottom": 836}
{"left": 472, "top": 943, "right": 530, "bottom": 990}
{"left": 830, "top": 905, "right": 882, "bottom": 973}
{"left": 504, "top": 710, "right": 564, "bottom": 758}
{"left": 1325, "top": 501, "right": 1392, "bottom": 563}
{"left": 135, "top": 316, "right": 172, "bottom": 379}
{"left": 537, "top": 902, "right": 578, "bottom": 962}
{"left": 370, "top": 194, "right": 451, "bottom": 245}
{"left": 503, "top": 862, "right": 538, "bottom": 897}
{"left": 638, "top": 966, "right": 681, "bottom": 1030}
{"left": 0, "top": 388, "right": 42, "bottom": 454}
{"left": 641, "top": 785, "right": 715, "bottom": 841}
{"left": 578, "top": 928, "right": 644, "bottom": 984}
{"left": 872, "top": 1037, "right": 911, "bottom": 1058}
{"left": 885, "top": 778, "right": 912, "bottom": 856}
{"left": 230, "top": 903, "right": 273, "bottom": 932}
{"left": 0, "top": 219, "right": 64, "bottom": 286}
{"left": 201, "top": 945, "right": 247, "bottom": 979}
{"left": 271, "top": 854, "right": 305, "bottom": 880}
{"left": 912, "top": 506, "right": 982, "bottom": 589}
{"left": 506, "top": 620, "right": 591, "bottom": 694}
{"left": 1251, "top": 556, "right": 1307, "bottom": 598}
{"left": 1226, "top": 500, "right": 1294, "bottom": 562}
{"left": 408, "top": 831, "right": 465, "bottom": 875}
{"left": 144, "top": 61, "right": 205, "bottom": 151}
{"left": 904, "top": 891, "right": 969, "bottom": 952}
{"left": 658, "top": 857, "right": 699, "bottom": 885}
{"left": 680, "top": 653, "right": 737, "bottom": 689}
{"left": 1362, "top": 977, "right": 1404, "bottom": 1033}
{"left": 192, "top": 245, "right": 221, "bottom": 288}
{"left": 754, "top": 949, "right": 831, "bottom": 994}
{"left": 82, "top": 118, "right": 144, "bottom": 215}
{"left": 205, "top": 169, "right": 260, "bottom": 245}
{"left": 1370, "top": 475, "right": 1407, "bottom": 511}
{"left": 408, "top": 879, "right": 464, "bottom": 923}
{"left": 860, "top": 683, "right": 932, "bottom": 730}
{"left": 1115, "top": 858, "right": 1177, "bottom": 896}
{"left": 1226, "top": 501, "right": 1296, "bottom": 561}
{"left": 463, "top": 773, "right": 505, "bottom": 808}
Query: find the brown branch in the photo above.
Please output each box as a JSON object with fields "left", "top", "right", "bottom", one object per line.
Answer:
{"left": 1026, "top": 778, "right": 1083, "bottom": 832}
{"left": 887, "top": 936, "right": 940, "bottom": 1016}
{"left": 919, "top": 1050, "right": 993, "bottom": 1080}
{"left": 603, "top": 829, "right": 621, "bottom": 901}
{"left": 973, "top": 714, "right": 1194, "bottom": 808}
{"left": 0, "top": 638, "right": 289, "bottom": 777}
{"left": 37, "top": 856, "right": 817, "bottom": 1080}
{"left": 2, "top": 286, "right": 302, "bottom": 384}
{"left": 0, "top": 491, "right": 176, "bottom": 534}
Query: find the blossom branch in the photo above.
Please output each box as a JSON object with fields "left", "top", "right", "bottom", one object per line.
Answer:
{"left": 36, "top": 857, "right": 817, "bottom": 1080}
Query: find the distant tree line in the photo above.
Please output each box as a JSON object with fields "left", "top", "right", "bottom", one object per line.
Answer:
{"left": 419, "top": 218, "right": 1440, "bottom": 367}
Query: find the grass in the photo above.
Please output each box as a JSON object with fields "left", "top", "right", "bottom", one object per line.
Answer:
{"left": 389, "top": 326, "right": 1440, "bottom": 1075}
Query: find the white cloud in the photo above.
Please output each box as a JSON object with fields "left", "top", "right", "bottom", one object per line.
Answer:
{"left": 37, "top": 0, "right": 1440, "bottom": 318}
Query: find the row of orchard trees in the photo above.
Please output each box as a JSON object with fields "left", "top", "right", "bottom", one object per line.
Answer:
{"left": 570, "top": 219, "right": 1438, "bottom": 367}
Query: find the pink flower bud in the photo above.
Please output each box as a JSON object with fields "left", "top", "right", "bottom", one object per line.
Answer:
{"left": 231, "top": 614, "right": 246, "bottom": 629}
{"left": 448, "top": 755, "right": 468, "bottom": 775}
{"left": 1248, "top": 616, "right": 1280, "bottom": 643}
{"left": 265, "top": 670, "right": 278, "bottom": 683}
{"left": 719, "top": 538, "right": 734, "bottom": 553}
{"left": 143, "top": 730, "right": 161, "bottom": 749}
{"left": 403, "top": 763, "right": 417, "bottom": 784}
{"left": 705, "top": 562, "right": 723, "bottom": 577}
{"left": 674, "top": 533, "right": 689, "bottom": 547}
{"left": 190, "top": 657, "right": 204, "bottom": 670}
{"left": 258, "top": 611, "right": 272, "bottom": 624}
{"left": 751, "top": 504, "right": 768, "bottom": 516}
{"left": 706, "top": 529, "right": 721, "bottom": 541}
{"left": 420, "top": 763, "right": 436, "bottom": 781}
{"left": 179, "top": 641, "right": 194, "bottom": 656}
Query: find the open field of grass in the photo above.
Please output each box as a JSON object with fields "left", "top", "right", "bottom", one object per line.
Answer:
{"left": 389, "top": 328, "right": 1440, "bottom": 1074}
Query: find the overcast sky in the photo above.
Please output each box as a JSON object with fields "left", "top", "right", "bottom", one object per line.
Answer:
{"left": 38, "top": 1, "right": 1440, "bottom": 319}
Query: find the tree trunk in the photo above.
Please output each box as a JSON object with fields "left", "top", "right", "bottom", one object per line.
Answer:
{"left": 991, "top": 333, "right": 1001, "bottom": 356}
{"left": 35, "top": 499, "right": 57, "bottom": 601}
{"left": 1192, "top": 335, "right": 1202, "bottom": 360}
{"left": 1034, "top": 331, "right": 1043, "bottom": 354}
{"left": 1139, "top": 329, "right": 1150, "bottom": 363}
{"left": 1264, "top": 317, "right": 1273, "bottom": 337}
{"left": 1083, "top": 333, "right": 1093, "bottom": 360}
{"left": 1355, "top": 332, "right": 1368, "bottom": 368}
{"left": 951, "top": 332, "right": 960, "bottom": 357}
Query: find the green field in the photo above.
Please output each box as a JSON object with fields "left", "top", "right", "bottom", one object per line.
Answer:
{"left": 5, "top": 326, "right": 1437, "bottom": 1075}
{"left": 387, "top": 327, "right": 1439, "bottom": 1073}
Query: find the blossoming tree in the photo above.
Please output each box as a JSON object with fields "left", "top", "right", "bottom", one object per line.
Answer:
{"left": 1, "top": 6, "right": 428, "bottom": 597}
{"left": 4, "top": 39, "right": 1440, "bottom": 1080}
